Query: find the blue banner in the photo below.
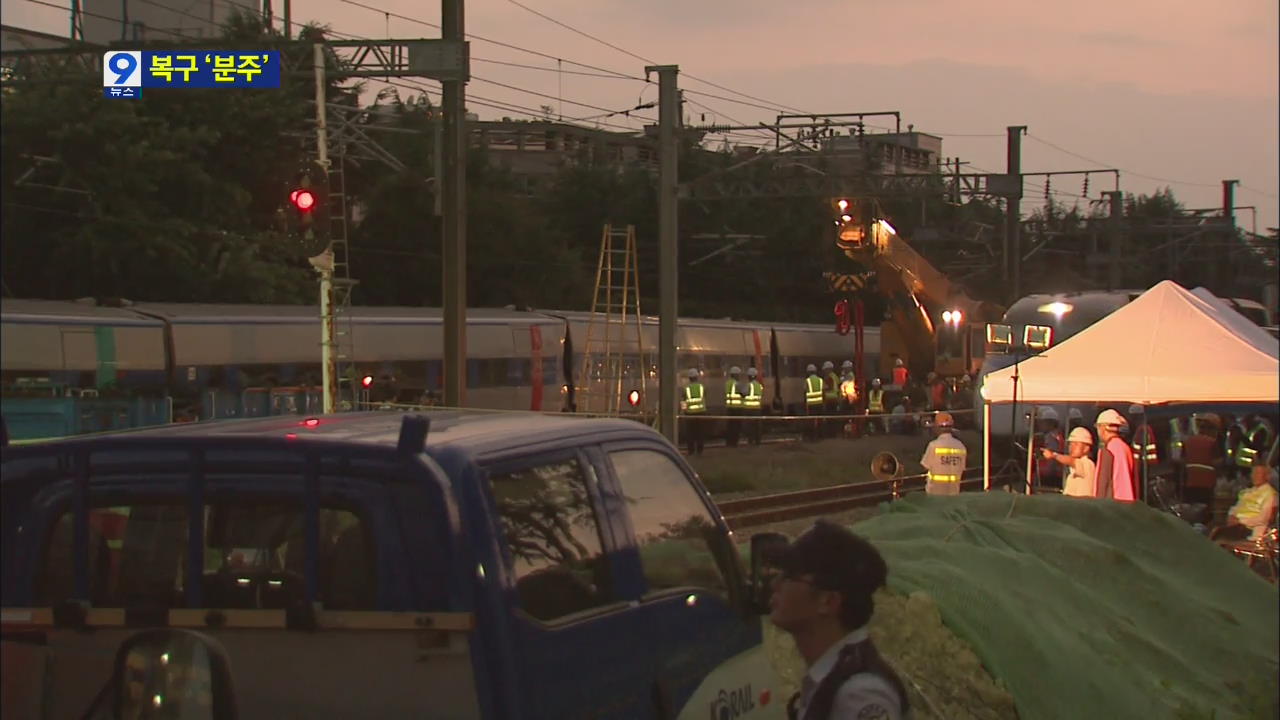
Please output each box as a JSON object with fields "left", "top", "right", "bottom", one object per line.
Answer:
{"left": 103, "top": 50, "right": 282, "bottom": 91}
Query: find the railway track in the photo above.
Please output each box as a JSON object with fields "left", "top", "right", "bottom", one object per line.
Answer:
{"left": 716, "top": 469, "right": 988, "bottom": 530}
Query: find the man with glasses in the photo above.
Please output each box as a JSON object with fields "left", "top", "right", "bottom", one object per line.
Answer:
{"left": 768, "top": 521, "right": 908, "bottom": 720}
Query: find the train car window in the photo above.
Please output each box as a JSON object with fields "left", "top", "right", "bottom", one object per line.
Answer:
{"left": 37, "top": 503, "right": 374, "bottom": 611}
{"left": 543, "top": 361, "right": 558, "bottom": 386}
{"left": 489, "top": 458, "right": 615, "bottom": 622}
{"left": 677, "top": 353, "right": 700, "bottom": 373}
{"left": 506, "top": 358, "right": 529, "bottom": 385}
{"left": 609, "top": 450, "right": 729, "bottom": 597}
{"left": 425, "top": 360, "right": 442, "bottom": 391}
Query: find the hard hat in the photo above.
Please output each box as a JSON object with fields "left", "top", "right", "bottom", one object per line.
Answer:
{"left": 822, "top": 361, "right": 835, "bottom": 371}
{"left": 807, "top": 364, "right": 817, "bottom": 374}
{"left": 1095, "top": 408, "right": 1128, "bottom": 427}
{"left": 935, "top": 412, "right": 955, "bottom": 428}
{"left": 1128, "top": 404, "right": 1144, "bottom": 415}
{"left": 729, "top": 366, "right": 742, "bottom": 376}
{"left": 872, "top": 378, "right": 882, "bottom": 387}
{"left": 747, "top": 367, "right": 758, "bottom": 378}
{"left": 1068, "top": 427, "right": 1094, "bottom": 445}
{"left": 842, "top": 360, "right": 854, "bottom": 370}
{"left": 894, "top": 358, "right": 904, "bottom": 367}
{"left": 1036, "top": 406, "right": 1059, "bottom": 422}
{"left": 687, "top": 368, "right": 699, "bottom": 379}
{"left": 1068, "top": 408, "right": 1084, "bottom": 422}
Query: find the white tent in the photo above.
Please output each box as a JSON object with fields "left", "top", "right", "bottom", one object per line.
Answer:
{"left": 982, "top": 280, "right": 1280, "bottom": 405}
{"left": 1188, "top": 287, "right": 1280, "bottom": 351}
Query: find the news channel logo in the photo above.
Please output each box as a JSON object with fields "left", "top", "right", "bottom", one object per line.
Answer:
{"left": 103, "top": 50, "right": 282, "bottom": 99}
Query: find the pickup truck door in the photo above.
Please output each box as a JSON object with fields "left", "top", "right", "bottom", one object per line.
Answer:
{"left": 482, "top": 448, "right": 653, "bottom": 719}
{"left": 596, "top": 441, "right": 788, "bottom": 720}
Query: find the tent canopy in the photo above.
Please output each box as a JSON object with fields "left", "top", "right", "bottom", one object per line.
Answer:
{"left": 982, "top": 280, "right": 1280, "bottom": 405}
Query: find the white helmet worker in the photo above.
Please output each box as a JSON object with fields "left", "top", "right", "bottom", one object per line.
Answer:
{"left": 1037, "top": 406, "right": 1059, "bottom": 422}
{"left": 806, "top": 364, "right": 818, "bottom": 374}
{"left": 842, "top": 360, "right": 854, "bottom": 371}
{"left": 747, "top": 367, "right": 758, "bottom": 378}
{"left": 872, "top": 378, "right": 882, "bottom": 387}
{"left": 1067, "top": 427, "right": 1094, "bottom": 445}
{"left": 1095, "top": 408, "right": 1128, "bottom": 428}
{"left": 687, "top": 368, "right": 700, "bottom": 380}
{"left": 822, "top": 361, "right": 835, "bottom": 371}
{"left": 1068, "top": 408, "right": 1084, "bottom": 423}
{"left": 894, "top": 358, "right": 905, "bottom": 367}
{"left": 729, "top": 366, "right": 742, "bottom": 376}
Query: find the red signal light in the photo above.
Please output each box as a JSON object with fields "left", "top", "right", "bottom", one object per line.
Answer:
{"left": 361, "top": 375, "right": 374, "bottom": 388}
{"left": 290, "top": 189, "right": 317, "bottom": 212}
{"left": 302, "top": 417, "right": 320, "bottom": 428}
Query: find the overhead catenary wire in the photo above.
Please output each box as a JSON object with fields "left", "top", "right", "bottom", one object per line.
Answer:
{"left": 1026, "top": 133, "right": 1222, "bottom": 190}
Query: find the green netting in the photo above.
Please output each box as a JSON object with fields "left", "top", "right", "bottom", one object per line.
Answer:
{"left": 848, "top": 493, "right": 1279, "bottom": 720}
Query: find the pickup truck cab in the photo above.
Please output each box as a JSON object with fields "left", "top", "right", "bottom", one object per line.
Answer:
{"left": 1, "top": 411, "right": 790, "bottom": 719}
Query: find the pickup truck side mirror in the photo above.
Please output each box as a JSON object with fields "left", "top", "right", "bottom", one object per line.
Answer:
{"left": 748, "top": 532, "right": 790, "bottom": 614}
{"left": 82, "top": 629, "right": 238, "bottom": 720}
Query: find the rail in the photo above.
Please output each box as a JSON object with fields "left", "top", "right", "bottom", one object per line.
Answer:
{"left": 716, "top": 467, "right": 989, "bottom": 530}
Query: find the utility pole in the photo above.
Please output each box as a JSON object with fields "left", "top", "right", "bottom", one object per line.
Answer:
{"left": 1105, "top": 190, "right": 1123, "bottom": 290}
{"left": 1004, "top": 125, "right": 1026, "bottom": 300}
{"left": 1222, "top": 179, "right": 1238, "bottom": 232}
{"left": 648, "top": 64, "right": 679, "bottom": 443}
{"left": 442, "top": 0, "right": 467, "bottom": 408}
{"left": 313, "top": 43, "right": 338, "bottom": 414}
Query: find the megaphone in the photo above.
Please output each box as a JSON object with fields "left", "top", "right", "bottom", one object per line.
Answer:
{"left": 871, "top": 451, "right": 902, "bottom": 481}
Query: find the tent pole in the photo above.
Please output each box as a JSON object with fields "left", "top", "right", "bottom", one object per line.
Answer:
{"left": 1025, "top": 406, "right": 1037, "bottom": 495}
{"left": 983, "top": 401, "right": 991, "bottom": 491}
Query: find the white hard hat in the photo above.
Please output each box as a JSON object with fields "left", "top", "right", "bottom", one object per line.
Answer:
{"left": 1068, "top": 408, "right": 1084, "bottom": 421}
{"left": 807, "top": 364, "right": 817, "bottom": 373}
{"left": 894, "top": 358, "right": 904, "bottom": 367}
{"left": 729, "top": 366, "right": 742, "bottom": 375}
{"left": 1068, "top": 427, "right": 1094, "bottom": 445}
{"left": 842, "top": 360, "right": 853, "bottom": 370}
{"left": 687, "top": 368, "right": 699, "bottom": 379}
{"left": 822, "top": 361, "right": 835, "bottom": 371}
{"left": 872, "top": 378, "right": 882, "bottom": 387}
{"left": 1128, "top": 404, "right": 1144, "bottom": 415}
{"left": 1096, "top": 408, "right": 1128, "bottom": 427}
{"left": 747, "top": 367, "right": 758, "bottom": 378}
{"left": 1037, "top": 406, "right": 1059, "bottom": 422}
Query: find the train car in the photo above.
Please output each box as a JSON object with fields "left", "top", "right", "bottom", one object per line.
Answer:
{"left": 554, "top": 311, "right": 881, "bottom": 416}
{"left": 125, "top": 303, "right": 566, "bottom": 417}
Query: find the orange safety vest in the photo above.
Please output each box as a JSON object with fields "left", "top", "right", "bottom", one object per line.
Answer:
{"left": 892, "top": 367, "right": 909, "bottom": 386}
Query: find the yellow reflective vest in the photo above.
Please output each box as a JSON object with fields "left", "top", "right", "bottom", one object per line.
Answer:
{"left": 743, "top": 381, "right": 763, "bottom": 410}
{"left": 683, "top": 383, "right": 706, "bottom": 414}
{"left": 805, "top": 375, "right": 824, "bottom": 407}
{"left": 724, "top": 379, "right": 743, "bottom": 408}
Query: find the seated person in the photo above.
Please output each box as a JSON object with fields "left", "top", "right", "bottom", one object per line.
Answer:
{"left": 1210, "top": 464, "right": 1278, "bottom": 543}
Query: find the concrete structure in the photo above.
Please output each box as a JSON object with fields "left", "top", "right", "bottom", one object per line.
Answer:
{"left": 824, "top": 130, "right": 943, "bottom": 175}
{"left": 471, "top": 118, "right": 657, "bottom": 192}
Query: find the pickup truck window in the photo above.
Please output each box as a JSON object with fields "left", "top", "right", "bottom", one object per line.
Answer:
{"left": 609, "top": 449, "right": 729, "bottom": 596}
{"left": 489, "top": 458, "right": 613, "bottom": 622}
{"left": 38, "top": 503, "right": 373, "bottom": 610}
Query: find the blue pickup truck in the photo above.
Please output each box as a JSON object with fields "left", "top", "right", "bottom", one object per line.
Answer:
{"left": 1, "top": 411, "right": 793, "bottom": 719}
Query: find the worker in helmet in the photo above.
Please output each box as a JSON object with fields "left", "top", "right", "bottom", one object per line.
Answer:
{"left": 1041, "top": 427, "right": 1097, "bottom": 498}
{"left": 1128, "top": 404, "right": 1159, "bottom": 473}
{"left": 838, "top": 360, "right": 859, "bottom": 437}
{"left": 866, "top": 378, "right": 886, "bottom": 434}
{"left": 1034, "top": 407, "right": 1065, "bottom": 490}
{"left": 681, "top": 368, "right": 706, "bottom": 455}
{"left": 725, "top": 366, "right": 744, "bottom": 448}
{"left": 920, "top": 411, "right": 966, "bottom": 495}
{"left": 891, "top": 357, "right": 909, "bottom": 388}
{"left": 1094, "top": 409, "right": 1136, "bottom": 502}
{"left": 742, "top": 367, "right": 765, "bottom": 446}
{"left": 926, "top": 371, "right": 947, "bottom": 412}
{"left": 804, "top": 363, "right": 824, "bottom": 442}
{"left": 1067, "top": 408, "right": 1086, "bottom": 433}
{"left": 821, "top": 361, "right": 840, "bottom": 437}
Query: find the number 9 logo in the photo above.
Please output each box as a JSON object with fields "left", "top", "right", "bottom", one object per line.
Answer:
{"left": 102, "top": 51, "right": 142, "bottom": 87}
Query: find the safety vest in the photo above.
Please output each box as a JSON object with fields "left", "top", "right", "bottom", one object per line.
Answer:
{"left": 805, "top": 375, "right": 824, "bottom": 406}
{"left": 892, "top": 367, "right": 909, "bottom": 386}
{"left": 1237, "top": 420, "right": 1274, "bottom": 469}
{"left": 683, "top": 383, "right": 706, "bottom": 414}
{"left": 1131, "top": 424, "right": 1158, "bottom": 465}
{"left": 1169, "top": 417, "right": 1186, "bottom": 462}
{"left": 1226, "top": 422, "right": 1248, "bottom": 466}
{"left": 1234, "top": 483, "right": 1278, "bottom": 523}
{"left": 868, "top": 389, "right": 885, "bottom": 413}
{"left": 929, "top": 446, "right": 965, "bottom": 483}
{"left": 824, "top": 372, "right": 840, "bottom": 402}
{"left": 724, "top": 379, "right": 743, "bottom": 408}
{"left": 743, "top": 381, "right": 763, "bottom": 410}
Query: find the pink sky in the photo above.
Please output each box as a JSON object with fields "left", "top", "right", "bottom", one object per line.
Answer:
{"left": 6, "top": 0, "right": 1278, "bottom": 230}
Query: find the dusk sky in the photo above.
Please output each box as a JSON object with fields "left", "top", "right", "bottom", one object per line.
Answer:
{"left": 7, "top": 0, "right": 1279, "bottom": 232}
